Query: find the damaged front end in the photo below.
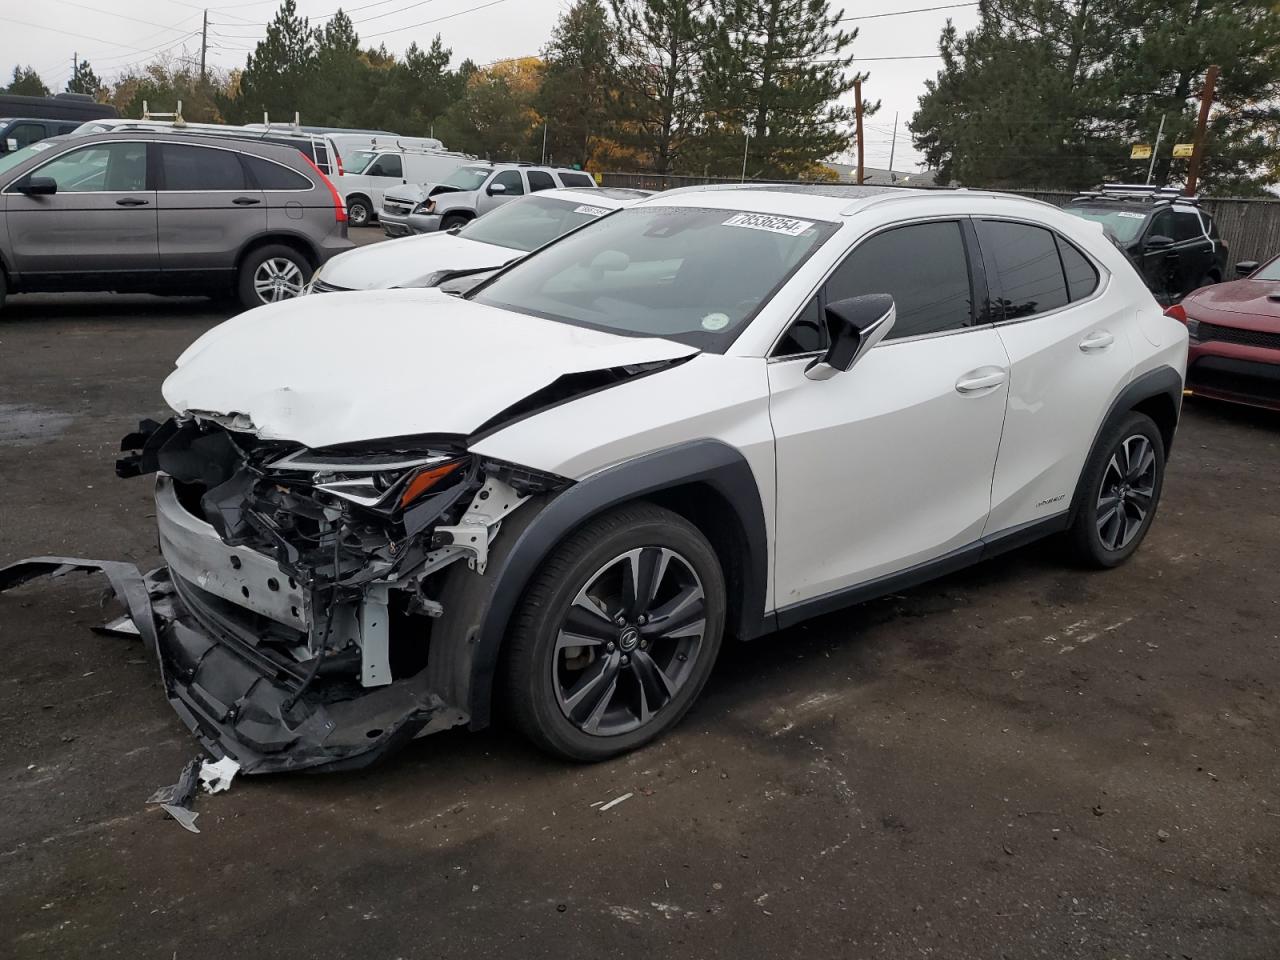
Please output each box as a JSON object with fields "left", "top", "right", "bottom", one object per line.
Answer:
{"left": 88, "top": 416, "right": 563, "bottom": 773}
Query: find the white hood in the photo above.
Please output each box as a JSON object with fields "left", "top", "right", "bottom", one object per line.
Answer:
{"left": 162, "top": 289, "right": 698, "bottom": 449}
{"left": 317, "top": 232, "right": 517, "bottom": 291}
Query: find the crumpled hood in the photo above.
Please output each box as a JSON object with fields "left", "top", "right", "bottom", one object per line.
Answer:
{"left": 1185, "top": 279, "right": 1280, "bottom": 323}
{"left": 384, "top": 184, "right": 427, "bottom": 205}
{"left": 162, "top": 289, "right": 699, "bottom": 449}
{"left": 317, "top": 231, "right": 517, "bottom": 290}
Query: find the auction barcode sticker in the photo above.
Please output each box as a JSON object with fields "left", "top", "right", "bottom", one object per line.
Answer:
{"left": 1116, "top": 211, "right": 1146, "bottom": 219}
{"left": 722, "top": 213, "right": 814, "bottom": 236}
{"left": 573, "top": 204, "right": 612, "bottom": 217}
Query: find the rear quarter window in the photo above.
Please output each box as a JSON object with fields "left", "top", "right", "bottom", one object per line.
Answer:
{"left": 243, "top": 154, "right": 312, "bottom": 190}
{"left": 558, "top": 172, "right": 595, "bottom": 188}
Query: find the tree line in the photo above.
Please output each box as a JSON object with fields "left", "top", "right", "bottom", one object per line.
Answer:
{"left": 5, "top": 0, "right": 870, "bottom": 181}
{"left": 910, "top": 0, "right": 1280, "bottom": 195}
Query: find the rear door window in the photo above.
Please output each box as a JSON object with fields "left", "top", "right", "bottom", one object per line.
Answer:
{"left": 825, "top": 220, "right": 975, "bottom": 340}
{"left": 527, "top": 170, "right": 556, "bottom": 192}
{"left": 975, "top": 220, "right": 1069, "bottom": 320}
{"left": 1172, "top": 211, "right": 1203, "bottom": 242}
{"left": 160, "top": 144, "right": 246, "bottom": 191}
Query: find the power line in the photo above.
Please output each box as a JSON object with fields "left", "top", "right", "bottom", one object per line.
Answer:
{"left": 363, "top": 0, "right": 509, "bottom": 39}
{"left": 840, "top": 2, "right": 978, "bottom": 21}
{"left": 48, "top": 0, "right": 195, "bottom": 35}
{"left": 0, "top": 15, "right": 195, "bottom": 53}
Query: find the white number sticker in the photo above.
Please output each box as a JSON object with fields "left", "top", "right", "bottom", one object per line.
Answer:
{"left": 722, "top": 212, "right": 814, "bottom": 236}
{"left": 1116, "top": 211, "right": 1146, "bottom": 219}
{"left": 573, "top": 204, "right": 611, "bottom": 217}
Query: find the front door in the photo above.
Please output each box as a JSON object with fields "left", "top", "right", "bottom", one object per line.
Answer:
{"left": 478, "top": 169, "right": 525, "bottom": 215}
{"left": 5, "top": 140, "right": 158, "bottom": 276}
{"left": 769, "top": 220, "right": 1010, "bottom": 611}
{"left": 362, "top": 152, "right": 404, "bottom": 209}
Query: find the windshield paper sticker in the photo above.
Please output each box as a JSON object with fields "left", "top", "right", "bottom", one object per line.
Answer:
{"left": 1115, "top": 211, "right": 1146, "bottom": 219}
{"left": 573, "top": 204, "right": 611, "bottom": 217}
{"left": 722, "top": 213, "right": 814, "bottom": 236}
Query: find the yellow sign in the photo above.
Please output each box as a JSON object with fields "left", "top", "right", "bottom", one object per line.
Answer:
{"left": 1130, "top": 144, "right": 1152, "bottom": 160}
{"left": 1172, "top": 143, "right": 1195, "bottom": 158}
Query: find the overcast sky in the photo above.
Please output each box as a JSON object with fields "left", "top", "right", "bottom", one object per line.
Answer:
{"left": 2, "top": 0, "right": 980, "bottom": 171}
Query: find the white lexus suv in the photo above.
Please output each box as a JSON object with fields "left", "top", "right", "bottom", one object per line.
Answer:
{"left": 1, "top": 185, "right": 1187, "bottom": 774}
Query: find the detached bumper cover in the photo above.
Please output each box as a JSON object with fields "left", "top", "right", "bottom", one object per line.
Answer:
{"left": 0, "top": 556, "right": 459, "bottom": 774}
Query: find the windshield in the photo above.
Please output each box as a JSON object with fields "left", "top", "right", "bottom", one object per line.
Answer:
{"left": 459, "top": 195, "right": 612, "bottom": 252}
{"left": 345, "top": 150, "right": 378, "bottom": 174}
{"left": 441, "top": 165, "right": 491, "bottom": 190}
{"left": 1253, "top": 256, "right": 1280, "bottom": 281}
{"left": 0, "top": 139, "right": 59, "bottom": 179}
{"left": 471, "top": 205, "right": 838, "bottom": 351}
{"left": 1064, "top": 206, "right": 1148, "bottom": 244}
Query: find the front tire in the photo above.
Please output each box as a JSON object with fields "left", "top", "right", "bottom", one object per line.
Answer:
{"left": 440, "top": 213, "right": 469, "bottom": 232}
{"left": 505, "top": 503, "right": 726, "bottom": 762}
{"left": 237, "top": 244, "right": 312, "bottom": 309}
{"left": 1067, "top": 412, "right": 1166, "bottom": 568}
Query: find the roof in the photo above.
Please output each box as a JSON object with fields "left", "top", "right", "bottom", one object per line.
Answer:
{"left": 41, "top": 129, "right": 314, "bottom": 164}
{"left": 535, "top": 187, "right": 645, "bottom": 208}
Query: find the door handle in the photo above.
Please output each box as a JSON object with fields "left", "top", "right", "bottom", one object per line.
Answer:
{"left": 232, "top": 196, "right": 261, "bottom": 205}
{"left": 115, "top": 197, "right": 148, "bottom": 206}
{"left": 955, "top": 368, "right": 1007, "bottom": 394}
{"left": 1079, "top": 330, "right": 1114, "bottom": 353}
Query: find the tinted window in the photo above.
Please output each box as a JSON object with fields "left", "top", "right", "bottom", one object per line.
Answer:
{"left": 1172, "top": 211, "right": 1203, "bottom": 242}
{"left": 1147, "top": 209, "right": 1176, "bottom": 241}
{"left": 55, "top": 123, "right": 79, "bottom": 136}
{"left": 775, "top": 295, "right": 825, "bottom": 356}
{"left": 826, "top": 220, "right": 973, "bottom": 339}
{"left": 6, "top": 122, "right": 46, "bottom": 149}
{"left": 1056, "top": 236, "right": 1099, "bottom": 302}
{"left": 977, "top": 220, "right": 1068, "bottom": 320}
{"left": 491, "top": 170, "right": 524, "bottom": 195}
{"left": 559, "top": 172, "right": 595, "bottom": 187}
{"left": 161, "top": 144, "right": 245, "bottom": 191}
{"left": 367, "top": 154, "right": 402, "bottom": 178}
{"left": 33, "top": 142, "right": 147, "bottom": 192}
{"left": 243, "top": 154, "right": 311, "bottom": 190}
{"left": 527, "top": 170, "right": 556, "bottom": 192}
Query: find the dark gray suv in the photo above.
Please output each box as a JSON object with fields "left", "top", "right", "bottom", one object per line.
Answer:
{"left": 0, "top": 131, "right": 352, "bottom": 309}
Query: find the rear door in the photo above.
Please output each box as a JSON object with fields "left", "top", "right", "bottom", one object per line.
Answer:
{"left": 977, "top": 218, "right": 1133, "bottom": 534}
{"left": 155, "top": 142, "right": 265, "bottom": 274}
{"left": 5, "top": 139, "right": 158, "bottom": 276}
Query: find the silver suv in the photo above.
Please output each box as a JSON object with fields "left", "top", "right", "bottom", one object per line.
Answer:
{"left": 379, "top": 162, "right": 598, "bottom": 236}
{"left": 0, "top": 131, "right": 352, "bottom": 309}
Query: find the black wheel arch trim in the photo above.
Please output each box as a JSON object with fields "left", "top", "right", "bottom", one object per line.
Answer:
{"left": 1068, "top": 363, "right": 1182, "bottom": 522}
{"left": 444, "top": 439, "right": 771, "bottom": 730}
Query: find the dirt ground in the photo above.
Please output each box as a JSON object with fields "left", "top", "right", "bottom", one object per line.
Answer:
{"left": 1, "top": 279, "right": 1278, "bottom": 959}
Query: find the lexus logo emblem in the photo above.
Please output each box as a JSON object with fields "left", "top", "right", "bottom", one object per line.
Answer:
{"left": 618, "top": 626, "right": 640, "bottom": 651}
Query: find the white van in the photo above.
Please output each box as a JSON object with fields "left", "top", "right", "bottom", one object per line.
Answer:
{"left": 332, "top": 145, "right": 475, "bottom": 226}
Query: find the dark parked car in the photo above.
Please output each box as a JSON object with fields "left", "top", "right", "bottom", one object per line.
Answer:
{"left": 1064, "top": 185, "right": 1227, "bottom": 304}
{"left": 0, "top": 131, "right": 351, "bottom": 309}
{"left": 0, "top": 117, "right": 83, "bottom": 154}
{"left": 1169, "top": 253, "right": 1280, "bottom": 411}
{"left": 0, "top": 93, "right": 115, "bottom": 154}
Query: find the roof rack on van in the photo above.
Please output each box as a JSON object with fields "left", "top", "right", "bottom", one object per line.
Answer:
{"left": 142, "top": 100, "right": 185, "bottom": 126}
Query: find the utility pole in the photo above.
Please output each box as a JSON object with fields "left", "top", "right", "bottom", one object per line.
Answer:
{"left": 541, "top": 123, "right": 548, "bottom": 165}
{"left": 1184, "top": 64, "right": 1219, "bottom": 197}
{"left": 71, "top": 52, "right": 76, "bottom": 92}
{"left": 888, "top": 110, "right": 898, "bottom": 179}
{"left": 1145, "top": 113, "right": 1166, "bottom": 185}
{"left": 740, "top": 130, "right": 751, "bottom": 183}
{"left": 200, "top": 9, "right": 208, "bottom": 82}
{"left": 853, "top": 78, "right": 865, "bottom": 185}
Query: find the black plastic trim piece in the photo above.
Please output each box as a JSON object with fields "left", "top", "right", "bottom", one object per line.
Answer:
{"left": 462, "top": 438, "right": 771, "bottom": 729}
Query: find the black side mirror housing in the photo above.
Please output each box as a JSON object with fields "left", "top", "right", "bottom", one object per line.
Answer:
{"left": 805, "top": 294, "right": 896, "bottom": 381}
{"left": 1145, "top": 234, "right": 1174, "bottom": 250}
{"left": 18, "top": 176, "right": 57, "bottom": 196}
{"left": 1234, "top": 260, "right": 1259, "bottom": 277}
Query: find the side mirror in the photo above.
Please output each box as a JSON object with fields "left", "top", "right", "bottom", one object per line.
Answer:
{"left": 805, "top": 294, "right": 895, "bottom": 381}
{"left": 1234, "top": 260, "right": 1259, "bottom": 277}
{"left": 487, "top": 182, "right": 506, "bottom": 195}
{"left": 18, "top": 176, "right": 57, "bottom": 196}
{"left": 1146, "top": 234, "right": 1174, "bottom": 250}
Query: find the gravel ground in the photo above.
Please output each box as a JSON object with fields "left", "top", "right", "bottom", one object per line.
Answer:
{"left": 1, "top": 277, "right": 1277, "bottom": 959}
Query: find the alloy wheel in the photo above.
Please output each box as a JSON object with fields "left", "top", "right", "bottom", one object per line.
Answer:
{"left": 253, "top": 258, "right": 305, "bottom": 303}
{"left": 1096, "top": 434, "right": 1157, "bottom": 551}
{"left": 552, "top": 546, "right": 706, "bottom": 737}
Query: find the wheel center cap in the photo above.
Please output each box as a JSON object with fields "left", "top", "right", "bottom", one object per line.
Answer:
{"left": 618, "top": 625, "right": 640, "bottom": 651}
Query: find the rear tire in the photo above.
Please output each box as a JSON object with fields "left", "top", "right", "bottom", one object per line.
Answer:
{"left": 505, "top": 503, "right": 726, "bottom": 762}
{"left": 346, "top": 196, "right": 372, "bottom": 227}
{"left": 237, "top": 244, "right": 312, "bottom": 309}
{"left": 1066, "top": 412, "right": 1166, "bottom": 568}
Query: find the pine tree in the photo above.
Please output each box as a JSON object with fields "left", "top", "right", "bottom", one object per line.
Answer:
{"left": 237, "top": 0, "right": 316, "bottom": 123}
{"left": 66, "top": 59, "right": 102, "bottom": 98}
{"left": 609, "top": 0, "right": 706, "bottom": 172}
{"left": 698, "top": 0, "right": 861, "bottom": 178}
{"left": 537, "top": 0, "right": 617, "bottom": 167}
{"left": 440, "top": 59, "right": 542, "bottom": 159}
{"left": 7, "top": 65, "right": 50, "bottom": 97}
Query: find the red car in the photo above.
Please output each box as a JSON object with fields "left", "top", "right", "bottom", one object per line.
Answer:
{"left": 1169, "top": 254, "right": 1280, "bottom": 411}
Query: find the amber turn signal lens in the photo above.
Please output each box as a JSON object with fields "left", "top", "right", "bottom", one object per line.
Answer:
{"left": 399, "top": 460, "right": 464, "bottom": 508}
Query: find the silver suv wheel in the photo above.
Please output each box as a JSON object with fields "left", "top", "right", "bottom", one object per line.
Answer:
{"left": 253, "top": 258, "right": 305, "bottom": 303}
